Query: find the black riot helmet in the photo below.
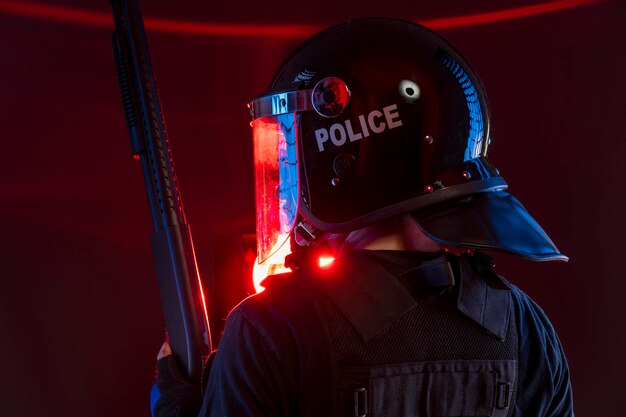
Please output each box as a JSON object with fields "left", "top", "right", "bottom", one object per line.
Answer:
{"left": 249, "top": 18, "right": 567, "bottom": 265}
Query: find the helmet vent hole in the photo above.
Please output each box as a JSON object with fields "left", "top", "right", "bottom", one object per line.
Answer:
{"left": 398, "top": 79, "right": 420, "bottom": 102}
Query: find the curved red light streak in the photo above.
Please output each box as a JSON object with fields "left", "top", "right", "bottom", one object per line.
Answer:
{"left": 0, "top": 0, "right": 601, "bottom": 37}
{"left": 422, "top": 0, "right": 599, "bottom": 29}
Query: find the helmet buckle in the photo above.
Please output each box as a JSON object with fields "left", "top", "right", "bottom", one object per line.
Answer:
{"left": 293, "top": 221, "right": 318, "bottom": 247}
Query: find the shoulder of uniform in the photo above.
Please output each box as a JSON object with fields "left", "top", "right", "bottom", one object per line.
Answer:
{"left": 229, "top": 269, "right": 320, "bottom": 330}
{"left": 509, "top": 284, "right": 559, "bottom": 337}
{"left": 259, "top": 271, "right": 296, "bottom": 289}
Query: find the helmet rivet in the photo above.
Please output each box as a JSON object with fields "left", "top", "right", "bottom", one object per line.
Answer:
{"left": 331, "top": 177, "right": 341, "bottom": 187}
{"left": 462, "top": 171, "right": 472, "bottom": 179}
{"left": 424, "top": 185, "right": 433, "bottom": 193}
{"left": 424, "top": 135, "right": 434, "bottom": 145}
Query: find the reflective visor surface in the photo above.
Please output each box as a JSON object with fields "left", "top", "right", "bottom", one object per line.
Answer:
{"left": 252, "top": 113, "right": 299, "bottom": 263}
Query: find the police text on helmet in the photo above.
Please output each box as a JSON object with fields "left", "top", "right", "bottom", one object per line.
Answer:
{"left": 314, "top": 104, "right": 403, "bottom": 152}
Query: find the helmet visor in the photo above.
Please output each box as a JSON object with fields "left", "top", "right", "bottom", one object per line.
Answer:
{"left": 252, "top": 113, "right": 299, "bottom": 263}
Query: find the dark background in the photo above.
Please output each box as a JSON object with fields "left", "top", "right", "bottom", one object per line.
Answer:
{"left": 1, "top": 0, "right": 623, "bottom": 415}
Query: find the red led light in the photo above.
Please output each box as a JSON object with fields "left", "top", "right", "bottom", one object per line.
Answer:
{"left": 318, "top": 256, "right": 335, "bottom": 268}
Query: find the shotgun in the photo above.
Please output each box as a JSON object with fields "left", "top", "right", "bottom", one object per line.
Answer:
{"left": 109, "top": 0, "right": 212, "bottom": 383}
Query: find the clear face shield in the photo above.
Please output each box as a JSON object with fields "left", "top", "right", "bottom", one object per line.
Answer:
{"left": 252, "top": 113, "right": 299, "bottom": 265}
{"left": 250, "top": 79, "right": 351, "bottom": 272}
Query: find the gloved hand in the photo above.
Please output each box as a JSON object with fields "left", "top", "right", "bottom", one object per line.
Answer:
{"left": 150, "top": 342, "right": 204, "bottom": 417}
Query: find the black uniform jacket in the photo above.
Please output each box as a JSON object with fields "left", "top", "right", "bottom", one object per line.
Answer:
{"left": 199, "top": 250, "right": 574, "bottom": 417}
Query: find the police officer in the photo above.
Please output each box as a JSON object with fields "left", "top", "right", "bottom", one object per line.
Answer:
{"left": 152, "top": 18, "right": 574, "bottom": 417}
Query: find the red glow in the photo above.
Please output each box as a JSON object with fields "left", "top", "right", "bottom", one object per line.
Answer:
{"left": 0, "top": 1, "right": 601, "bottom": 37}
{"left": 421, "top": 0, "right": 598, "bottom": 29}
{"left": 196, "top": 263, "right": 212, "bottom": 348}
{"left": 252, "top": 237, "right": 292, "bottom": 293}
{"left": 252, "top": 249, "right": 336, "bottom": 293}
{"left": 0, "top": 1, "right": 319, "bottom": 37}
{"left": 0, "top": 2, "right": 111, "bottom": 27}
{"left": 189, "top": 236, "right": 212, "bottom": 349}
{"left": 318, "top": 256, "right": 335, "bottom": 268}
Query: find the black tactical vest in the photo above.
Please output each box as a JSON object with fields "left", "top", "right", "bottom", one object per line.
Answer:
{"left": 267, "top": 250, "right": 518, "bottom": 417}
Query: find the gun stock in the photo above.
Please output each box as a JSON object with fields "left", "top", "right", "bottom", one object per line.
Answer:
{"left": 109, "top": 0, "right": 211, "bottom": 382}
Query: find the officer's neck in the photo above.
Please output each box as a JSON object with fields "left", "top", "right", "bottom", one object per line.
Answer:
{"left": 332, "top": 214, "right": 441, "bottom": 256}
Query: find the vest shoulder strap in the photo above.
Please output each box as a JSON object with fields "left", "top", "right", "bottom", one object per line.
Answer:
{"left": 293, "top": 251, "right": 457, "bottom": 342}
{"left": 457, "top": 253, "right": 512, "bottom": 341}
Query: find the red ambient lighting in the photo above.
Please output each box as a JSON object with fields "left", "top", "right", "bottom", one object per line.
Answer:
{"left": 421, "top": 0, "right": 599, "bottom": 30}
{"left": 0, "top": 0, "right": 601, "bottom": 37}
